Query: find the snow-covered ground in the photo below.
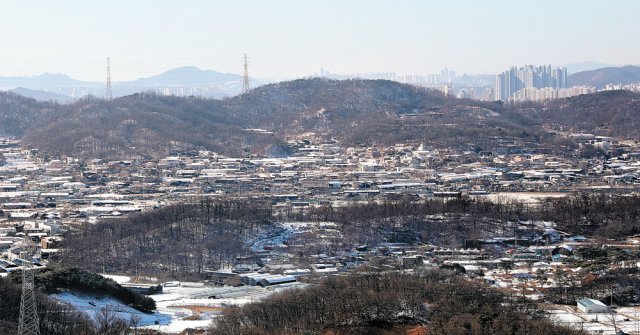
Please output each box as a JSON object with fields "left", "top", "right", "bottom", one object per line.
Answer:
{"left": 142, "top": 283, "right": 307, "bottom": 333}
{"left": 52, "top": 292, "right": 172, "bottom": 327}
{"left": 250, "top": 221, "right": 340, "bottom": 252}
{"left": 481, "top": 192, "right": 567, "bottom": 205}
{"left": 102, "top": 274, "right": 159, "bottom": 284}
{"left": 52, "top": 281, "right": 308, "bottom": 333}
{"left": 546, "top": 305, "right": 640, "bottom": 335}
{"left": 102, "top": 274, "right": 132, "bottom": 284}
{"left": 52, "top": 289, "right": 246, "bottom": 333}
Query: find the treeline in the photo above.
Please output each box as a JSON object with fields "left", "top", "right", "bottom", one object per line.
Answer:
{"left": 278, "top": 197, "right": 529, "bottom": 246}
{"left": 209, "top": 268, "right": 585, "bottom": 335}
{"left": 7, "top": 78, "right": 640, "bottom": 160}
{"left": 539, "top": 90, "right": 640, "bottom": 139}
{"left": 7, "top": 78, "right": 554, "bottom": 159}
{"left": 59, "top": 199, "right": 274, "bottom": 275}
{"left": 537, "top": 194, "right": 640, "bottom": 238}
{"left": 227, "top": 78, "right": 544, "bottom": 151}
{"left": 59, "top": 195, "right": 640, "bottom": 276}
{"left": 60, "top": 197, "right": 529, "bottom": 276}
{"left": 295, "top": 194, "right": 640, "bottom": 240}
{"left": 21, "top": 93, "right": 289, "bottom": 159}
{"left": 287, "top": 196, "right": 525, "bottom": 223}
{"left": 0, "top": 91, "right": 60, "bottom": 137}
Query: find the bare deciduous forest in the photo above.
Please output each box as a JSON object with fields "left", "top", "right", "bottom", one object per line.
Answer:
{"left": 4, "top": 79, "right": 639, "bottom": 159}
{"left": 209, "top": 269, "right": 586, "bottom": 335}
{"left": 59, "top": 195, "right": 640, "bottom": 276}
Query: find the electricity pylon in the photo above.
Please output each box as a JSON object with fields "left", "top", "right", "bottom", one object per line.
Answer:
{"left": 18, "top": 239, "right": 40, "bottom": 335}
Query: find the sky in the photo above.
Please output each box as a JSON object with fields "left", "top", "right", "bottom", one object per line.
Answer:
{"left": 0, "top": 0, "right": 639, "bottom": 81}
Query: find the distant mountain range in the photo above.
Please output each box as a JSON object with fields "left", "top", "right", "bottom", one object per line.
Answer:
{"left": 116, "top": 66, "right": 250, "bottom": 97}
{"left": 568, "top": 65, "right": 640, "bottom": 89}
{"left": 0, "top": 73, "right": 86, "bottom": 89}
{"left": 4, "top": 77, "right": 639, "bottom": 160}
{"left": 128, "top": 66, "right": 242, "bottom": 87}
{"left": 563, "top": 61, "right": 613, "bottom": 74}
{"left": 1, "top": 78, "right": 544, "bottom": 159}
{"left": 10, "top": 87, "right": 76, "bottom": 103}
{"left": 4, "top": 64, "right": 640, "bottom": 104}
{"left": 0, "top": 67, "right": 259, "bottom": 101}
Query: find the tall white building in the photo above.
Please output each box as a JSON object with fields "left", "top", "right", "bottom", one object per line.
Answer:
{"left": 494, "top": 65, "right": 567, "bottom": 101}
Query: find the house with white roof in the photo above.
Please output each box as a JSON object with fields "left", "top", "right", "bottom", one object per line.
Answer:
{"left": 577, "top": 298, "right": 608, "bottom": 313}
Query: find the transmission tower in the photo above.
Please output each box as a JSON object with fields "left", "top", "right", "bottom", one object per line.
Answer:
{"left": 18, "top": 263, "right": 40, "bottom": 335}
{"left": 106, "top": 57, "right": 113, "bottom": 101}
{"left": 242, "top": 53, "right": 250, "bottom": 94}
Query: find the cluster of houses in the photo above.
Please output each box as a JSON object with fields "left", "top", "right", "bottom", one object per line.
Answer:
{"left": 3, "top": 134, "right": 640, "bottom": 334}
{"left": 1, "top": 135, "right": 640, "bottom": 293}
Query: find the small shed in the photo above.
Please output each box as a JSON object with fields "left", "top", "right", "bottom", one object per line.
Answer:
{"left": 577, "top": 298, "right": 608, "bottom": 313}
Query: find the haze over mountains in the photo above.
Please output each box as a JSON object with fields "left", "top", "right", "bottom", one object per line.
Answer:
{"left": 0, "top": 66, "right": 257, "bottom": 101}
{"left": 1, "top": 63, "right": 640, "bottom": 160}
{"left": 563, "top": 61, "right": 613, "bottom": 74}
{"left": 9, "top": 87, "right": 76, "bottom": 104}
{"left": 568, "top": 65, "right": 640, "bottom": 89}
{"left": 3, "top": 64, "right": 640, "bottom": 103}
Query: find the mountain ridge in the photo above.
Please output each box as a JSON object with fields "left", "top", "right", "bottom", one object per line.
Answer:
{"left": 128, "top": 66, "right": 244, "bottom": 86}
{"left": 0, "top": 73, "right": 87, "bottom": 90}
{"left": 3, "top": 78, "right": 543, "bottom": 159}
{"left": 563, "top": 61, "right": 613, "bottom": 74}
{"left": 568, "top": 65, "right": 640, "bottom": 88}
{"left": 10, "top": 87, "right": 76, "bottom": 104}
{"left": 2, "top": 78, "right": 639, "bottom": 160}
{"left": 0, "top": 66, "right": 253, "bottom": 99}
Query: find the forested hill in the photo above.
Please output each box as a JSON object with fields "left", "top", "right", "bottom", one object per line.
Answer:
{"left": 0, "top": 91, "right": 60, "bottom": 137}
{"left": 224, "top": 78, "right": 451, "bottom": 125}
{"left": 221, "top": 78, "right": 542, "bottom": 149}
{"left": 3, "top": 78, "right": 636, "bottom": 159}
{"left": 536, "top": 90, "right": 640, "bottom": 139}
{"left": 568, "top": 65, "right": 640, "bottom": 89}
{"left": 20, "top": 94, "right": 289, "bottom": 159}
{"left": 0, "top": 78, "right": 544, "bottom": 159}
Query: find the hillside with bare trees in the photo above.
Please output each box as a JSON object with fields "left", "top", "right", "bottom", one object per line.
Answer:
{"left": 3, "top": 79, "right": 640, "bottom": 159}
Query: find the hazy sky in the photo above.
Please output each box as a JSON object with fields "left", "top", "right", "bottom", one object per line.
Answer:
{"left": 1, "top": 0, "right": 638, "bottom": 81}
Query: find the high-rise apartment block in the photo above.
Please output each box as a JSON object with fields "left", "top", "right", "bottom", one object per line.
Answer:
{"left": 494, "top": 65, "right": 567, "bottom": 101}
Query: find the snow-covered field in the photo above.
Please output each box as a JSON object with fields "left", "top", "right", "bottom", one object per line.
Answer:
{"left": 479, "top": 192, "right": 567, "bottom": 205}
{"left": 546, "top": 305, "right": 640, "bottom": 335}
{"left": 101, "top": 274, "right": 132, "bottom": 284}
{"left": 52, "top": 292, "right": 172, "bottom": 327}
{"left": 52, "top": 280, "right": 308, "bottom": 333}
{"left": 52, "top": 289, "right": 247, "bottom": 333}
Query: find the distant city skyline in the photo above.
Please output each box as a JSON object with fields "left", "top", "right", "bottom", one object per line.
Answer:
{"left": 1, "top": 0, "right": 639, "bottom": 81}
{"left": 494, "top": 65, "right": 567, "bottom": 101}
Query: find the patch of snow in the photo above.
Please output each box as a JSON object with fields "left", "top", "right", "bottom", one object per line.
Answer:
{"left": 101, "top": 274, "right": 131, "bottom": 284}
{"left": 141, "top": 319, "right": 213, "bottom": 333}
{"left": 249, "top": 221, "right": 340, "bottom": 252}
{"left": 52, "top": 292, "right": 171, "bottom": 326}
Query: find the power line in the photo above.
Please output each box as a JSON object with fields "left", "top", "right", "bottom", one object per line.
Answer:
{"left": 106, "top": 57, "right": 112, "bottom": 101}
{"left": 242, "top": 53, "right": 250, "bottom": 94}
{"left": 18, "top": 240, "right": 40, "bottom": 335}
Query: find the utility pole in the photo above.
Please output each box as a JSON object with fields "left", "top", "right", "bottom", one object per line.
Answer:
{"left": 106, "top": 57, "right": 113, "bottom": 101}
{"left": 242, "top": 53, "right": 250, "bottom": 94}
{"left": 18, "top": 264, "right": 40, "bottom": 335}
